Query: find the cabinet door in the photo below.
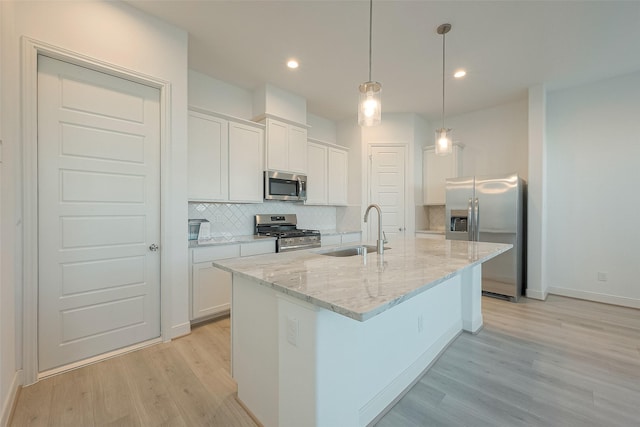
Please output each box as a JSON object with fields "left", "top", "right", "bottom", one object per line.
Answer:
{"left": 265, "top": 119, "right": 288, "bottom": 171}
{"left": 306, "top": 142, "right": 328, "bottom": 205}
{"left": 188, "top": 112, "right": 228, "bottom": 201}
{"left": 229, "top": 122, "right": 264, "bottom": 202}
{"left": 192, "top": 262, "right": 231, "bottom": 320}
{"left": 288, "top": 125, "right": 308, "bottom": 174}
{"left": 327, "top": 147, "right": 348, "bottom": 205}
{"left": 423, "top": 146, "right": 460, "bottom": 205}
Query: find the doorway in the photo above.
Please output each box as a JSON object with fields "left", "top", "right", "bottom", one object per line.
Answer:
{"left": 37, "top": 55, "right": 161, "bottom": 373}
{"left": 367, "top": 144, "right": 407, "bottom": 241}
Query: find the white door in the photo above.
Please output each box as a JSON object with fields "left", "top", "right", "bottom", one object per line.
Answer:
{"left": 369, "top": 145, "right": 406, "bottom": 241}
{"left": 37, "top": 55, "right": 161, "bottom": 372}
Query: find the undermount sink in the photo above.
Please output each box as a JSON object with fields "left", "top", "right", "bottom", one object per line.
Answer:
{"left": 318, "top": 245, "right": 390, "bottom": 257}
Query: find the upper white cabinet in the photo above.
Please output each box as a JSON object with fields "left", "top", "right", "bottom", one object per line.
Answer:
{"left": 229, "top": 121, "right": 264, "bottom": 202}
{"left": 423, "top": 144, "right": 463, "bottom": 205}
{"left": 263, "top": 117, "right": 307, "bottom": 174}
{"left": 306, "top": 138, "right": 348, "bottom": 206}
{"left": 188, "top": 108, "right": 264, "bottom": 203}
{"left": 306, "top": 141, "right": 328, "bottom": 204}
{"left": 188, "top": 112, "right": 228, "bottom": 201}
{"left": 327, "top": 147, "right": 348, "bottom": 205}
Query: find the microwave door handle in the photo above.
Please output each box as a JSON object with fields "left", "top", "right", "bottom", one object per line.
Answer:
{"left": 467, "top": 198, "right": 473, "bottom": 241}
{"left": 297, "top": 177, "right": 302, "bottom": 198}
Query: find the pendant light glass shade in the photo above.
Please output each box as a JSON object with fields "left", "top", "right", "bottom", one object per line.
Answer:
{"left": 359, "top": 81, "right": 382, "bottom": 126}
{"left": 435, "top": 128, "right": 452, "bottom": 155}
{"left": 358, "top": 0, "right": 381, "bottom": 126}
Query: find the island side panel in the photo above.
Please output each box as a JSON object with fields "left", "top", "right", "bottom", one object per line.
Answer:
{"left": 277, "top": 276, "right": 464, "bottom": 427}
{"left": 460, "top": 264, "right": 483, "bottom": 333}
{"left": 232, "top": 275, "right": 280, "bottom": 427}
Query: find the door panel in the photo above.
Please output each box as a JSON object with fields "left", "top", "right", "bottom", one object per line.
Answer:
{"left": 369, "top": 146, "right": 406, "bottom": 241}
{"left": 37, "top": 55, "right": 161, "bottom": 372}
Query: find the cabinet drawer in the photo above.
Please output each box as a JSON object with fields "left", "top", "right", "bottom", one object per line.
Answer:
{"left": 241, "top": 240, "right": 276, "bottom": 256}
{"left": 341, "top": 232, "right": 361, "bottom": 244}
{"left": 192, "top": 244, "right": 241, "bottom": 263}
{"left": 321, "top": 234, "right": 341, "bottom": 247}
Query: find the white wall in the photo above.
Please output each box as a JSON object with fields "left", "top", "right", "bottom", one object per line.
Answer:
{"left": 307, "top": 113, "right": 337, "bottom": 143}
{"left": 545, "top": 71, "right": 640, "bottom": 307}
{"left": 0, "top": 0, "right": 189, "bottom": 400}
{"left": 188, "top": 69, "right": 253, "bottom": 119}
{"left": 441, "top": 98, "right": 529, "bottom": 179}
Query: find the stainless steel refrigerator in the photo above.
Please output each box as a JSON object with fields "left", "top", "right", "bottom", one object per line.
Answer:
{"left": 445, "top": 173, "right": 526, "bottom": 301}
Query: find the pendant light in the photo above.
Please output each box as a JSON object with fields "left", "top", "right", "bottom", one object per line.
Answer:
{"left": 435, "top": 23, "right": 452, "bottom": 155}
{"left": 358, "top": 0, "right": 382, "bottom": 126}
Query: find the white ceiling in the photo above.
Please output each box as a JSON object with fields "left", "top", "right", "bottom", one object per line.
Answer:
{"left": 127, "top": 0, "right": 640, "bottom": 122}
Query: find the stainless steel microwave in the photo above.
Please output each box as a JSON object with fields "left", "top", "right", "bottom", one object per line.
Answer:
{"left": 264, "top": 171, "right": 307, "bottom": 201}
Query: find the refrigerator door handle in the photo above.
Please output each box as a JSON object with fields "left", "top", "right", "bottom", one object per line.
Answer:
{"left": 474, "top": 197, "right": 480, "bottom": 241}
{"left": 467, "top": 198, "right": 473, "bottom": 241}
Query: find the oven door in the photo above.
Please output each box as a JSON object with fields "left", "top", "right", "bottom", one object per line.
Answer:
{"left": 264, "top": 171, "right": 307, "bottom": 201}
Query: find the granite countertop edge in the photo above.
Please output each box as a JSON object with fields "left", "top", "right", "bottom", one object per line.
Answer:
{"left": 189, "top": 235, "right": 276, "bottom": 248}
{"left": 213, "top": 239, "right": 513, "bottom": 322}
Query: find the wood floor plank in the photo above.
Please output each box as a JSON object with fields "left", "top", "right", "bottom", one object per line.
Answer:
{"left": 10, "top": 295, "right": 640, "bottom": 427}
{"left": 377, "top": 295, "right": 640, "bottom": 426}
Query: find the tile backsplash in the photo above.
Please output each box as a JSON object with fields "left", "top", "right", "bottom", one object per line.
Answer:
{"left": 427, "top": 205, "right": 446, "bottom": 231}
{"left": 188, "top": 202, "right": 338, "bottom": 237}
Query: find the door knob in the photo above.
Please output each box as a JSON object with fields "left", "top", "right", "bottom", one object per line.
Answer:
{"left": 149, "top": 243, "right": 159, "bottom": 251}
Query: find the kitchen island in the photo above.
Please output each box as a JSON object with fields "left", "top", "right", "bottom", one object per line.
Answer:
{"left": 214, "top": 238, "right": 511, "bottom": 427}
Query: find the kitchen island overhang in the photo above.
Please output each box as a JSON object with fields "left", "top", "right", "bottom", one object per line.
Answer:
{"left": 214, "top": 238, "right": 512, "bottom": 427}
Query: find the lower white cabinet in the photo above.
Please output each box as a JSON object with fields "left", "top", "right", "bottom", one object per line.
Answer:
{"left": 320, "top": 232, "right": 362, "bottom": 247}
{"left": 190, "top": 240, "right": 275, "bottom": 321}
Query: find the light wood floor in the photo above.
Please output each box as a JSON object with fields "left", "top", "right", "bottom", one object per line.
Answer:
{"left": 377, "top": 295, "right": 640, "bottom": 426}
{"left": 10, "top": 295, "right": 640, "bottom": 426}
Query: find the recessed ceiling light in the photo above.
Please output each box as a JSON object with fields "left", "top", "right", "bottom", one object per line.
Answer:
{"left": 454, "top": 69, "right": 466, "bottom": 78}
{"left": 287, "top": 59, "right": 299, "bottom": 69}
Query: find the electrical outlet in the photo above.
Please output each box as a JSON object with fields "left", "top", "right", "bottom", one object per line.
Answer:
{"left": 286, "top": 317, "right": 299, "bottom": 346}
{"left": 597, "top": 272, "right": 608, "bottom": 282}
{"left": 417, "top": 315, "right": 424, "bottom": 333}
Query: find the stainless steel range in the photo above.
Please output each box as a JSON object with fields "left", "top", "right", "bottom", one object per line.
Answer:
{"left": 255, "top": 214, "right": 321, "bottom": 253}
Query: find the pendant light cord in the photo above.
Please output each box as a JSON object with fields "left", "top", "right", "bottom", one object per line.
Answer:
{"left": 441, "top": 28, "right": 446, "bottom": 130}
{"left": 368, "top": 0, "right": 373, "bottom": 82}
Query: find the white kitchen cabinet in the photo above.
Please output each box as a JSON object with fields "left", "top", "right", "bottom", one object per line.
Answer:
{"left": 191, "top": 239, "right": 275, "bottom": 321}
{"left": 229, "top": 121, "right": 264, "bottom": 202}
{"left": 188, "top": 111, "right": 228, "bottom": 201}
{"left": 188, "top": 108, "right": 264, "bottom": 203}
{"left": 191, "top": 244, "right": 239, "bottom": 321}
{"left": 264, "top": 117, "right": 307, "bottom": 174}
{"left": 320, "top": 232, "right": 362, "bottom": 247}
{"left": 306, "top": 138, "right": 349, "bottom": 206}
{"left": 423, "top": 144, "right": 463, "bottom": 205}
{"left": 306, "top": 141, "right": 328, "bottom": 204}
{"left": 328, "top": 147, "right": 348, "bottom": 205}
{"left": 340, "top": 232, "right": 362, "bottom": 244}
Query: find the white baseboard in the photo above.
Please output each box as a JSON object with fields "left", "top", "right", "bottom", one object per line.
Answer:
{"left": 526, "top": 288, "right": 548, "bottom": 300}
{"left": 359, "top": 322, "right": 461, "bottom": 426}
{"left": 1, "top": 369, "right": 23, "bottom": 427}
{"left": 170, "top": 321, "right": 191, "bottom": 340}
{"left": 548, "top": 287, "right": 640, "bottom": 309}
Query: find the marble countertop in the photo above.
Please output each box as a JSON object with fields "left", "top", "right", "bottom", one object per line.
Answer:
{"left": 213, "top": 238, "right": 512, "bottom": 321}
{"left": 189, "top": 234, "right": 275, "bottom": 248}
{"left": 318, "top": 229, "right": 362, "bottom": 236}
{"left": 415, "top": 229, "right": 446, "bottom": 235}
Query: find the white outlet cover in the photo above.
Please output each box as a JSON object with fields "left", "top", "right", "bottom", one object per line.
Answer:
{"left": 286, "top": 317, "right": 299, "bottom": 346}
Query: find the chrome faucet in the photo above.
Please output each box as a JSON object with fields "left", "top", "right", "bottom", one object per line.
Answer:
{"left": 364, "top": 204, "right": 387, "bottom": 255}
